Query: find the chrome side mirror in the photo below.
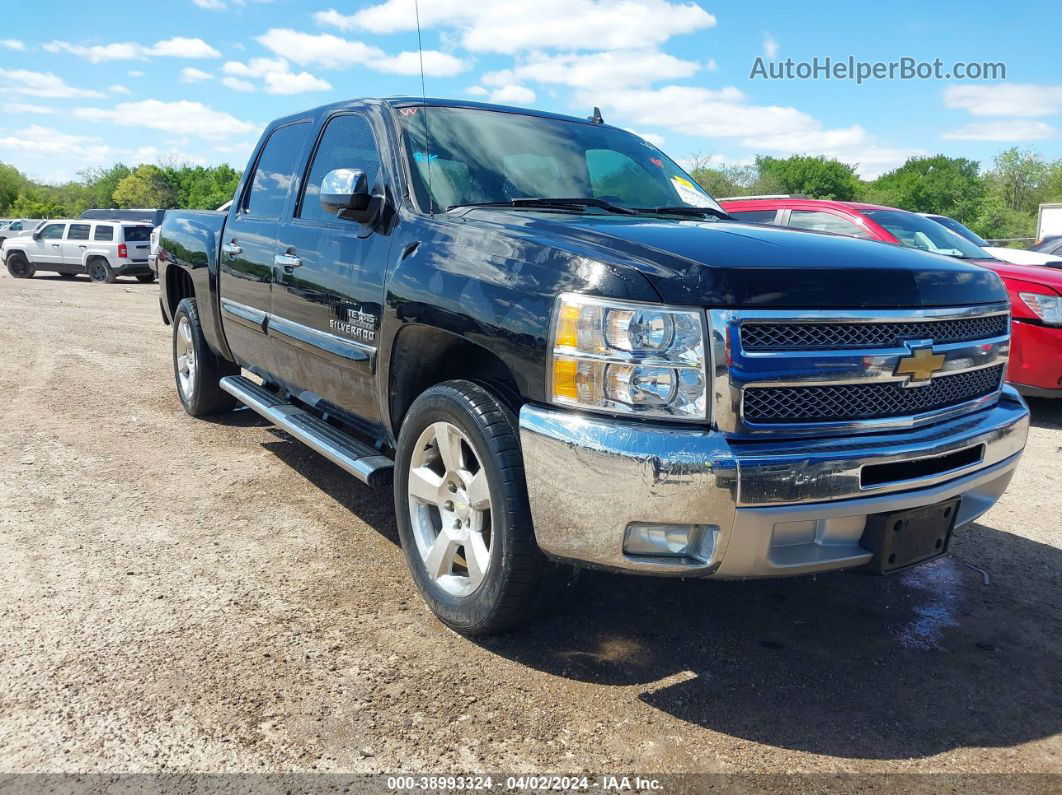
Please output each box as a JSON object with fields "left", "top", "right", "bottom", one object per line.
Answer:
{"left": 320, "top": 168, "right": 372, "bottom": 220}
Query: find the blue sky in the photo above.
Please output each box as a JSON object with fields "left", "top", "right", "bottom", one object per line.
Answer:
{"left": 0, "top": 0, "right": 1058, "bottom": 183}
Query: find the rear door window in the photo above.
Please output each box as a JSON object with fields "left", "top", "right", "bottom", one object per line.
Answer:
{"left": 94, "top": 225, "right": 114, "bottom": 241}
{"left": 68, "top": 224, "right": 91, "bottom": 240}
{"left": 788, "top": 210, "right": 870, "bottom": 239}
{"left": 244, "top": 121, "right": 311, "bottom": 219}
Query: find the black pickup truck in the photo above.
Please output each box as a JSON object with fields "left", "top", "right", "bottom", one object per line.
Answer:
{"left": 158, "top": 97, "right": 1029, "bottom": 634}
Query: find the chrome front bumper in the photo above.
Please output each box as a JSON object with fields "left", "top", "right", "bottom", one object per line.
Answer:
{"left": 518, "top": 387, "right": 1029, "bottom": 578}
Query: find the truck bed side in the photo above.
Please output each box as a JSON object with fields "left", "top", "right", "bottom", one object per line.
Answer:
{"left": 158, "top": 210, "right": 232, "bottom": 362}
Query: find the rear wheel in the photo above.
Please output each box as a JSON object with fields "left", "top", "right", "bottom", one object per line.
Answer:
{"left": 136, "top": 273, "right": 156, "bottom": 284}
{"left": 6, "top": 252, "right": 34, "bottom": 279}
{"left": 172, "top": 297, "right": 238, "bottom": 417}
{"left": 395, "top": 380, "right": 557, "bottom": 635}
{"left": 88, "top": 258, "right": 115, "bottom": 284}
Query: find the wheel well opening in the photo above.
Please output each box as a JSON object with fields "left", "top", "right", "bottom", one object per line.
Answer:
{"left": 166, "top": 266, "right": 195, "bottom": 319}
{"left": 389, "top": 326, "right": 522, "bottom": 435}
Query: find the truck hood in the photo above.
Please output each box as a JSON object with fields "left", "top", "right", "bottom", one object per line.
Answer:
{"left": 461, "top": 210, "right": 1006, "bottom": 308}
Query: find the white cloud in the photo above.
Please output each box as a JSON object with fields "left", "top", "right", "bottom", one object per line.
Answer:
{"left": 256, "top": 29, "right": 468, "bottom": 76}
{"left": 588, "top": 84, "right": 920, "bottom": 178}
{"left": 490, "top": 85, "right": 536, "bottom": 105}
{"left": 465, "top": 85, "right": 489, "bottom": 97}
{"left": 151, "top": 37, "right": 221, "bottom": 58}
{"left": 263, "top": 70, "right": 332, "bottom": 95}
{"left": 314, "top": 0, "right": 717, "bottom": 53}
{"left": 222, "top": 57, "right": 332, "bottom": 94}
{"left": 0, "top": 125, "right": 111, "bottom": 159}
{"left": 762, "top": 33, "right": 779, "bottom": 59}
{"left": 72, "top": 100, "right": 257, "bottom": 139}
{"left": 373, "top": 51, "right": 471, "bottom": 77}
{"left": 128, "top": 70, "right": 145, "bottom": 77}
{"left": 705, "top": 58, "right": 718, "bottom": 73}
{"left": 941, "top": 119, "right": 1055, "bottom": 142}
{"left": 109, "top": 84, "right": 132, "bottom": 95}
{"left": 221, "top": 76, "right": 255, "bottom": 92}
{"left": 42, "top": 36, "right": 220, "bottom": 62}
{"left": 0, "top": 68, "right": 105, "bottom": 98}
{"left": 943, "top": 83, "right": 1062, "bottom": 118}
{"left": 2, "top": 102, "right": 56, "bottom": 115}
{"left": 0, "top": 39, "right": 25, "bottom": 51}
{"left": 193, "top": 0, "right": 226, "bottom": 8}
{"left": 180, "top": 67, "right": 213, "bottom": 83}
{"left": 483, "top": 50, "right": 699, "bottom": 90}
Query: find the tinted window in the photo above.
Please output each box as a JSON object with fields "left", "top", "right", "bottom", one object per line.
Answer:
{"left": 863, "top": 209, "right": 988, "bottom": 258}
{"left": 397, "top": 106, "right": 724, "bottom": 214}
{"left": 40, "top": 223, "right": 66, "bottom": 240}
{"left": 928, "top": 215, "right": 989, "bottom": 247}
{"left": 123, "top": 226, "right": 152, "bottom": 242}
{"left": 298, "top": 115, "right": 381, "bottom": 223}
{"left": 94, "top": 225, "right": 114, "bottom": 241}
{"left": 789, "top": 210, "right": 870, "bottom": 239}
{"left": 245, "top": 122, "right": 311, "bottom": 219}
{"left": 68, "top": 224, "right": 91, "bottom": 240}
{"left": 729, "top": 209, "right": 778, "bottom": 223}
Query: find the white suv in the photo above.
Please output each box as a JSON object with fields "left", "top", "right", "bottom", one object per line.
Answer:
{"left": 1, "top": 219, "right": 155, "bottom": 283}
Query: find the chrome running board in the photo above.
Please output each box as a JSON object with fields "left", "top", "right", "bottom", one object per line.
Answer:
{"left": 220, "top": 375, "right": 393, "bottom": 488}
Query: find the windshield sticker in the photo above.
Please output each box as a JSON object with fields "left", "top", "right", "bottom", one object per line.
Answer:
{"left": 671, "top": 176, "right": 713, "bottom": 207}
{"left": 399, "top": 107, "right": 418, "bottom": 116}
{"left": 649, "top": 157, "right": 663, "bottom": 168}
{"left": 413, "top": 152, "right": 438, "bottom": 163}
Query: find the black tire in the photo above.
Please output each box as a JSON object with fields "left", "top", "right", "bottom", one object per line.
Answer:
{"left": 136, "top": 273, "right": 156, "bottom": 284}
{"left": 394, "top": 379, "right": 558, "bottom": 635}
{"left": 88, "top": 258, "right": 115, "bottom": 284}
{"left": 6, "top": 252, "right": 34, "bottom": 279}
{"left": 58, "top": 272, "right": 77, "bottom": 279}
{"left": 172, "top": 297, "right": 238, "bottom": 417}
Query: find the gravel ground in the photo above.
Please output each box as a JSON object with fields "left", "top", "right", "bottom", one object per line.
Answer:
{"left": 0, "top": 271, "right": 1059, "bottom": 777}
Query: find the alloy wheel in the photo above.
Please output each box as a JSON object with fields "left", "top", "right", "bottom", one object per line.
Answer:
{"left": 175, "top": 316, "right": 197, "bottom": 401}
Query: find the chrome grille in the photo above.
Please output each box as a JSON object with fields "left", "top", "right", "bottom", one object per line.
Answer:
{"left": 743, "top": 365, "right": 1005, "bottom": 424}
{"left": 741, "top": 313, "right": 1008, "bottom": 351}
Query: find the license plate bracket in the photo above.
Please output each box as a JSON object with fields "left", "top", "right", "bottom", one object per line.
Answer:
{"left": 860, "top": 498, "right": 960, "bottom": 574}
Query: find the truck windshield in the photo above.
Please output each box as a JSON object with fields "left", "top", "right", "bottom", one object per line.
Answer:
{"left": 397, "top": 105, "right": 724, "bottom": 216}
{"left": 864, "top": 209, "right": 991, "bottom": 260}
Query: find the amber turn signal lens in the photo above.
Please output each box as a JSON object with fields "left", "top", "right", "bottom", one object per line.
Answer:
{"left": 555, "top": 303, "right": 581, "bottom": 349}
{"left": 552, "top": 358, "right": 579, "bottom": 399}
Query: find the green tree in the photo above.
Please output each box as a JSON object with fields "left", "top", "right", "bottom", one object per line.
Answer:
{"left": 866, "top": 155, "right": 984, "bottom": 221}
{"left": 687, "top": 155, "right": 758, "bottom": 198}
{"left": 753, "top": 155, "right": 860, "bottom": 200}
{"left": 112, "top": 165, "right": 178, "bottom": 208}
{"left": 986, "top": 147, "right": 1047, "bottom": 213}
{"left": 78, "top": 163, "right": 132, "bottom": 209}
{"left": 0, "top": 162, "right": 26, "bottom": 210}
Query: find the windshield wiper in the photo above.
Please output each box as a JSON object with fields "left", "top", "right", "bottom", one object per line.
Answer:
{"left": 448, "top": 197, "right": 638, "bottom": 215}
{"left": 633, "top": 206, "right": 732, "bottom": 220}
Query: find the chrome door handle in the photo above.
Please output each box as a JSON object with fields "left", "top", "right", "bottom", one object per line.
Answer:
{"left": 274, "top": 253, "right": 302, "bottom": 270}
{"left": 51, "top": 243, "right": 60, "bottom": 247}
{"left": 221, "top": 242, "right": 242, "bottom": 257}
{"left": 78, "top": 244, "right": 87, "bottom": 248}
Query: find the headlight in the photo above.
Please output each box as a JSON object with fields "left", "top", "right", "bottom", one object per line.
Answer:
{"left": 1020, "top": 292, "right": 1062, "bottom": 326}
{"left": 549, "top": 293, "right": 708, "bottom": 421}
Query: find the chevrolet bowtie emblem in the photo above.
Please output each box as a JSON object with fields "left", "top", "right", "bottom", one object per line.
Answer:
{"left": 894, "top": 346, "right": 946, "bottom": 385}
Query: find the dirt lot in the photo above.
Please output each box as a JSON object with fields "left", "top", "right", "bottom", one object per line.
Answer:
{"left": 0, "top": 270, "right": 1059, "bottom": 777}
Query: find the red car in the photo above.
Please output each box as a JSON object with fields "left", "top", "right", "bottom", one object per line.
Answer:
{"left": 721, "top": 197, "right": 1062, "bottom": 397}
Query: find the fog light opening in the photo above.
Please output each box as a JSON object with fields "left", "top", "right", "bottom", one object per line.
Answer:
{"left": 623, "top": 523, "right": 719, "bottom": 564}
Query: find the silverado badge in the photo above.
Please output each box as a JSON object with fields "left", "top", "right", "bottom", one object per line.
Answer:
{"left": 894, "top": 346, "right": 946, "bottom": 385}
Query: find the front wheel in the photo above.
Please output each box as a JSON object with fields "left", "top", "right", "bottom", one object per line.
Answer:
{"left": 6, "top": 252, "right": 34, "bottom": 279}
{"left": 172, "top": 297, "right": 238, "bottom": 417}
{"left": 395, "top": 380, "right": 556, "bottom": 635}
